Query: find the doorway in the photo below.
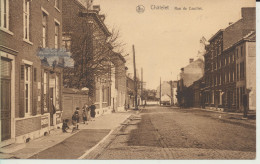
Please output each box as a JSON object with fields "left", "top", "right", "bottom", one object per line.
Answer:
{"left": 1, "top": 59, "right": 11, "bottom": 141}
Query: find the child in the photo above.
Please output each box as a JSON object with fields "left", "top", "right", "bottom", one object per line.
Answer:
{"left": 72, "top": 109, "right": 79, "bottom": 132}
{"left": 82, "top": 108, "right": 87, "bottom": 124}
{"left": 90, "top": 104, "right": 96, "bottom": 121}
{"left": 62, "top": 119, "right": 69, "bottom": 133}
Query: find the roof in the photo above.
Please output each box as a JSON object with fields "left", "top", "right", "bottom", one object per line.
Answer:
{"left": 208, "top": 29, "right": 224, "bottom": 42}
{"left": 223, "top": 31, "right": 255, "bottom": 52}
{"left": 79, "top": 10, "right": 111, "bottom": 37}
{"left": 113, "top": 52, "right": 126, "bottom": 63}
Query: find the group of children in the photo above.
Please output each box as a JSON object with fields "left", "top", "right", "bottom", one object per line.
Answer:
{"left": 62, "top": 104, "right": 96, "bottom": 133}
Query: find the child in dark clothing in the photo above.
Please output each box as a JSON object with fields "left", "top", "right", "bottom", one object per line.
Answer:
{"left": 62, "top": 119, "right": 69, "bottom": 133}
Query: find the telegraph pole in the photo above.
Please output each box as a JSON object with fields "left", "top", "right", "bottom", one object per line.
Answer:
{"left": 141, "top": 67, "right": 143, "bottom": 106}
{"left": 133, "top": 45, "right": 138, "bottom": 110}
{"left": 170, "top": 80, "right": 173, "bottom": 106}
{"left": 160, "top": 77, "right": 161, "bottom": 106}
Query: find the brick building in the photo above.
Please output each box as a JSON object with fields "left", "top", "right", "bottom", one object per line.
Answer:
{"left": 202, "top": 7, "right": 255, "bottom": 111}
{"left": 1, "top": 0, "right": 63, "bottom": 146}
{"left": 62, "top": 0, "right": 127, "bottom": 115}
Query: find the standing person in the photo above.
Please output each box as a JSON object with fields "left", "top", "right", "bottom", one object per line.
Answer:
{"left": 72, "top": 108, "right": 80, "bottom": 130}
{"left": 82, "top": 108, "right": 87, "bottom": 124}
{"left": 90, "top": 104, "right": 96, "bottom": 121}
{"left": 243, "top": 94, "right": 248, "bottom": 118}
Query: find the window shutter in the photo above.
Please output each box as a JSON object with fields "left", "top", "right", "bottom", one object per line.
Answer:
{"left": 41, "top": 69, "right": 44, "bottom": 114}
{"left": 21, "top": 65, "right": 24, "bottom": 80}
{"left": 19, "top": 65, "right": 25, "bottom": 118}
{"left": 32, "top": 67, "right": 37, "bottom": 116}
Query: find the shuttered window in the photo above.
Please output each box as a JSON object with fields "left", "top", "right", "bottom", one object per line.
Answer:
{"left": 1, "top": 58, "right": 11, "bottom": 78}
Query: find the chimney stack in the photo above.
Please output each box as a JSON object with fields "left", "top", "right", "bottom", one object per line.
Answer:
{"left": 241, "top": 7, "right": 255, "bottom": 19}
{"left": 229, "top": 22, "right": 233, "bottom": 25}
{"left": 189, "top": 58, "right": 194, "bottom": 63}
{"left": 93, "top": 5, "right": 100, "bottom": 13}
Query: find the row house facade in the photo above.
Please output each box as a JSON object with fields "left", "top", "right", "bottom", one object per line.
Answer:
{"left": 202, "top": 7, "right": 255, "bottom": 111}
{"left": 62, "top": 0, "right": 127, "bottom": 115}
{"left": 125, "top": 74, "right": 142, "bottom": 109}
{"left": 1, "top": 0, "right": 63, "bottom": 146}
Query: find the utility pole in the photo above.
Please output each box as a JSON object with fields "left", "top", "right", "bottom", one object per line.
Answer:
{"left": 133, "top": 45, "right": 138, "bottom": 110}
{"left": 170, "top": 80, "right": 173, "bottom": 106}
{"left": 160, "top": 77, "right": 161, "bottom": 106}
{"left": 141, "top": 67, "right": 143, "bottom": 106}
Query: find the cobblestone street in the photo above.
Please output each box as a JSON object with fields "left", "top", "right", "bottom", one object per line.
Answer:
{"left": 91, "top": 106, "right": 256, "bottom": 159}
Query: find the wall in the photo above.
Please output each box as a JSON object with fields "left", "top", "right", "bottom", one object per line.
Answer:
{"left": 246, "top": 42, "right": 256, "bottom": 110}
{"left": 62, "top": 89, "right": 88, "bottom": 124}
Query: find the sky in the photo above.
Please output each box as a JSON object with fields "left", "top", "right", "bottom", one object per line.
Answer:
{"left": 93, "top": 0, "right": 255, "bottom": 89}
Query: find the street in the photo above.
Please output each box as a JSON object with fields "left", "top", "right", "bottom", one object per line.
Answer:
{"left": 86, "top": 106, "right": 256, "bottom": 159}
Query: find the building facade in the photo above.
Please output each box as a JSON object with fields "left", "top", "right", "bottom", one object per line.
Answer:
{"left": 1, "top": 0, "right": 63, "bottom": 146}
{"left": 177, "top": 58, "right": 204, "bottom": 107}
{"left": 202, "top": 7, "right": 255, "bottom": 111}
{"left": 62, "top": 0, "right": 127, "bottom": 115}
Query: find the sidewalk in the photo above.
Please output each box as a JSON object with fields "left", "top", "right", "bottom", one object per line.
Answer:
{"left": 182, "top": 107, "right": 256, "bottom": 128}
{"left": 0, "top": 111, "right": 132, "bottom": 159}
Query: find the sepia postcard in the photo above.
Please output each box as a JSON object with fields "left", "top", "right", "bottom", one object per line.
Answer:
{"left": 0, "top": 0, "right": 258, "bottom": 162}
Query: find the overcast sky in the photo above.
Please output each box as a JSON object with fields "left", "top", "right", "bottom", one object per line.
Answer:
{"left": 94, "top": 0, "right": 255, "bottom": 89}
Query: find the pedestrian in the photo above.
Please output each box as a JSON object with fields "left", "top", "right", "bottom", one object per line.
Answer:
{"left": 62, "top": 119, "right": 69, "bottom": 133}
{"left": 90, "top": 104, "right": 96, "bottom": 121}
{"left": 82, "top": 108, "right": 87, "bottom": 124}
{"left": 72, "top": 108, "right": 80, "bottom": 131}
{"left": 243, "top": 94, "right": 248, "bottom": 118}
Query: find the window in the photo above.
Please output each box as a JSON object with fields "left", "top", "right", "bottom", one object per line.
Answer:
{"left": 54, "top": 22, "right": 59, "bottom": 49}
{"left": 228, "top": 71, "right": 230, "bottom": 82}
{"left": 237, "top": 64, "right": 239, "bottom": 81}
{"left": 55, "top": 75, "right": 60, "bottom": 109}
{"left": 42, "top": 12, "right": 47, "bottom": 48}
{"left": 23, "top": 0, "right": 30, "bottom": 40}
{"left": 240, "top": 87, "right": 243, "bottom": 104}
{"left": 236, "top": 48, "right": 239, "bottom": 59}
{"left": 240, "top": 62, "right": 245, "bottom": 79}
{"left": 0, "top": 0, "right": 9, "bottom": 29}
{"left": 230, "top": 72, "right": 234, "bottom": 82}
{"left": 24, "top": 65, "right": 31, "bottom": 115}
{"left": 43, "top": 72, "right": 48, "bottom": 112}
{"left": 62, "top": 35, "right": 71, "bottom": 51}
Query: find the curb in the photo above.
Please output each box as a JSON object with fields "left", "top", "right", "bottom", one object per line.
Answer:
{"left": 25, "top": 129, "right": 80, "bottom": 159}
{"left": 81, "top": 114, "right": 134, "bottom": 159}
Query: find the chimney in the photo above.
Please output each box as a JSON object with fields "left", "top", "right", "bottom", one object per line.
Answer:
{"left": 229, "top": 22, "right": 233, "bottom": 25}
{"left": 189, "top": 58, "right": 194, "bottom": 63}
{"left": 241, "top": 7, "right": 255, "bottom": 19}
{"left": 93, "top": 5, "right": 100, "bottom": 13}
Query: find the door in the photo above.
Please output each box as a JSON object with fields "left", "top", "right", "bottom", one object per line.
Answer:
{"left": 1, "top": 59, "right": 11, "bottom": 141}
{"left": 49, "top": 88, "right": 54, "bottom": 126}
